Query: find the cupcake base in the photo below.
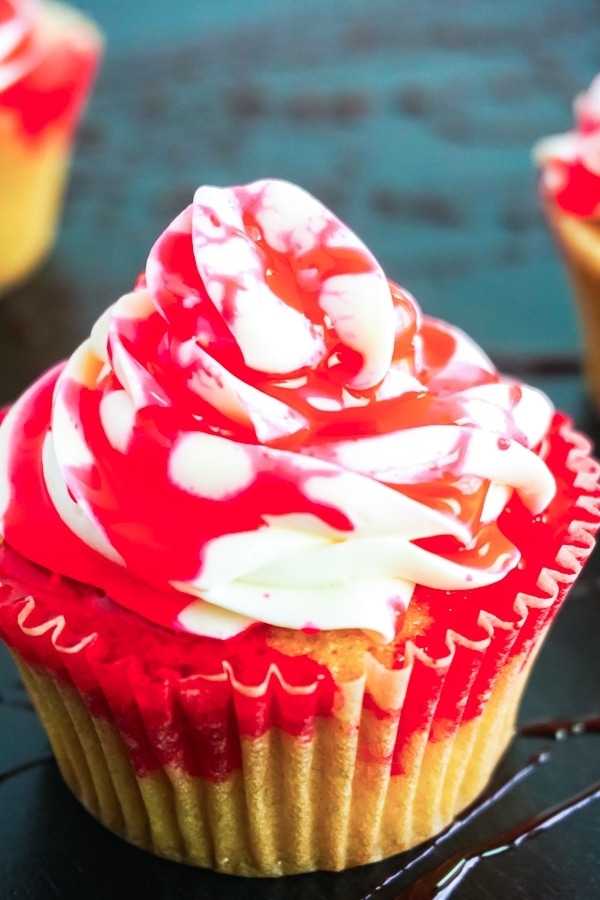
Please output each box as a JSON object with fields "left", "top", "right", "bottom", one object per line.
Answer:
{"left": 9, "top": 644, "right": 535, "bottom": 876}
{"left": 0, "top": 124, "right": 72, "bottom": 294}
{"left": 547, "top": 204, "right": 600, "bottom": 413}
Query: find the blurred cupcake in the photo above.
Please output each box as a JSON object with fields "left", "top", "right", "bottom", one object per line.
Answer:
{"left": 0, "top": 180, "right": 599, "bottom": 876}
{"left": 535, "top": 75, "right": 600, "bottom": 412}
{"left": 0, "top": 0, "right": 102, "bottom": 294}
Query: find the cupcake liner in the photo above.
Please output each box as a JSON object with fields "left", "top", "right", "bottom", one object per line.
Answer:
{"left": 1, "top": 415, "right": 599, "bottom": 875}
{"left": 547, "top": 203, "right": 600, "bottom": 412}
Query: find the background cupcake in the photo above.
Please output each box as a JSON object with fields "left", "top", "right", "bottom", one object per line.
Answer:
{"left": 535, "top": 74, "right": 600, "bottom": 414}
{"left": 0, "top": 0, "right": 102, "bottom": 295}
{"left": 0, "top": 180, "right": 598, "bottom": 876}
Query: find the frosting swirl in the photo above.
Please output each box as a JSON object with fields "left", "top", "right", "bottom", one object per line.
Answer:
{"left": 534, "top": 74, "right": 600, "bottom": 217}
{"left": 0, "top": 0, "right": 101, "bottom": 136}
{"left": 0, "top": 0, "right": 36, "bottom": 93}
{"left": 0, "top": 179, "right": 556, "bottom": 642}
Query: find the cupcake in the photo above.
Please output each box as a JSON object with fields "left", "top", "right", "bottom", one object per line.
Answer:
{"left": 0, "top": 0, "right": 102, "bottom": 294}
{"left": 0, "top": 179, "right": 598, "bottom": 877}
{"left": 534, "top": 74, "right": 600, "bottom": 413}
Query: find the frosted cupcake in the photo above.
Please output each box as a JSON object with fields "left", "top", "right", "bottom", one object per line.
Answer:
{"left": 0, "top": 180, "right": 598, "bottom": 876}
{"left": 535, "top": 74, "right": 600, "bottom": 412}
{"left": 0, "top": 0, "right": 102, "bottom": 294}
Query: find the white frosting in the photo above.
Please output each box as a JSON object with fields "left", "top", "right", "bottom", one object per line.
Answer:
{"left": 0, "top": 180, "right": 558, "bottom": 643}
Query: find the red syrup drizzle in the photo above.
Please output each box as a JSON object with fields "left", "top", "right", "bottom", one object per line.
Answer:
{"left": 360, "top": 713, "right": 600, "bottom": 900}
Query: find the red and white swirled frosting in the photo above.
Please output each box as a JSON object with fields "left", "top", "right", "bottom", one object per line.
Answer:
{"left": 0, "top": 0, "right": 101, "bottom": 136}
{"left": 534, "top": 74, "right": 600, "bottom": 217}
{"left": 0, "top": 0, "right": 37, "bottom": 92}
{"left": 0, "top": 180, "right": 556, "bottom": 642}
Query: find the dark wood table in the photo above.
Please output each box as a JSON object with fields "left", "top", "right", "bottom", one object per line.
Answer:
{"left": 1, "top": 1, "right": 600, "bottom": 896}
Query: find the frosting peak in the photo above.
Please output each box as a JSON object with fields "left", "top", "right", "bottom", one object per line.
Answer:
{"left": 0, "top": 180, "right": 556, "bottom": 642}
{"left": 189, "top": 180, "right": 395, "bottom": 391}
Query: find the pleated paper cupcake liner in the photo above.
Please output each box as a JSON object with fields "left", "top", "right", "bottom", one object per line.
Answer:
{"left": 547, "top": 203, "right": 600, "bottom": 412}
{"left": 5, "top": 642, "right": 533, "bottom": 875}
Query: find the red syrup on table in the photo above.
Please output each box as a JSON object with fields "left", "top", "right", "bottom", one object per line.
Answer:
{"left": 518, "top": 713, "right": 600, "bottom": 740}
{"left": 360, "top": 713, "right": 600, "bottom": 900}
{"left": 396, "top": 779, "right": 600, "bottom": 900}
